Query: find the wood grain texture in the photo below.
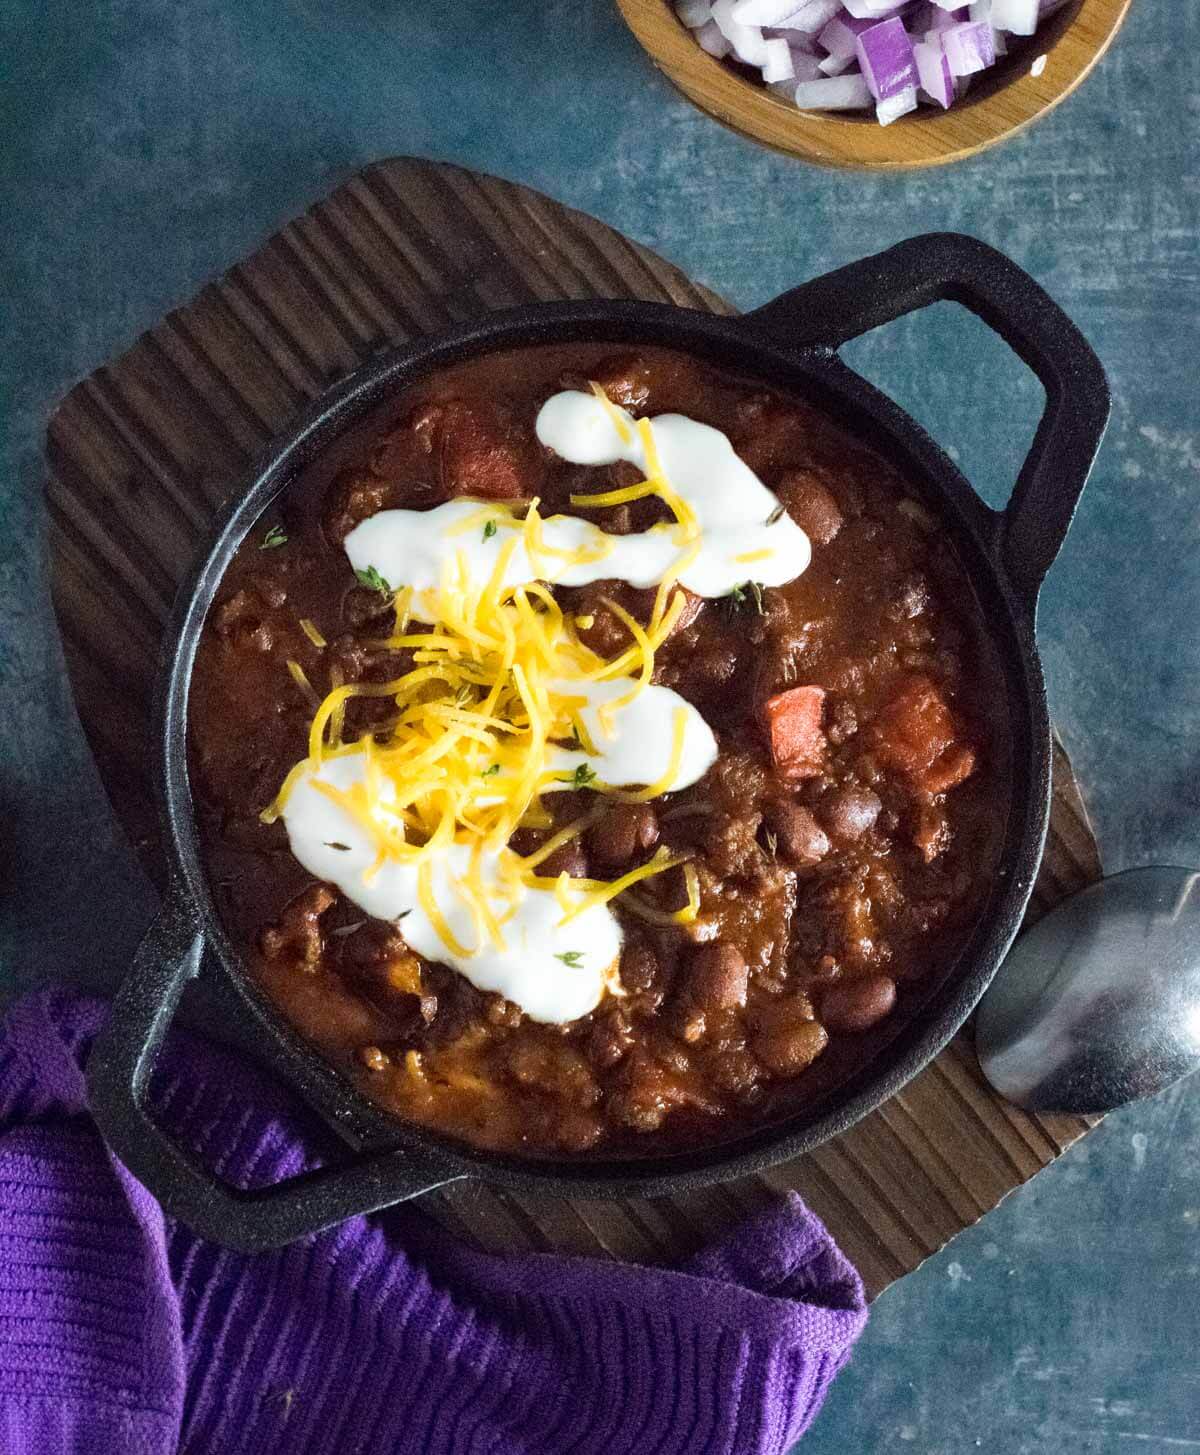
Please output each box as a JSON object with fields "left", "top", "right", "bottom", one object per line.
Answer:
{"left": 615, "top": 0, "right": 1133, "bottom": 170}
{"left": 44, "top": 157, "right": 1101, "bottom": 1298}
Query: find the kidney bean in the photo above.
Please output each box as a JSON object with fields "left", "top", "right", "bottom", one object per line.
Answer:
{"left": 710, "top": 1047, "right": 760, "bottom": 1095}
{"left": 753, "top": 1018, "right": 829, "bottom": 1078}
{"left": 776, "top": 469, "right": 844, "bottom": 547}
{"left": 750, "top": 994, "right": 828, "bottom": 1077}
{"left": 554, "top": 1109, "right": 603, "bottom": 1153}
{"left": 689, "top": 942, "right": 749, "bottom": 1011}
{"left": 341, "top": 919, "right": 407, "bottom": 971}
{"left": 588, "top": 803, "right": 659, "bottom": 871}
{"left": 587, "top": 352, "right": 654, "bottom": 411}
{"left": 764, "top": 800, "right": 829, "bottom": 866}
{"left": 619, "top": 942, "right": 660, "bottom": 993}
{"left": 538, "top": 838, "right": 589, "bottom": 880}
{"left": 821, "top": 785, "right": 882, "bottom": 843}
{"left": 820, "top": 974, "right": 897, "bottom": 1033}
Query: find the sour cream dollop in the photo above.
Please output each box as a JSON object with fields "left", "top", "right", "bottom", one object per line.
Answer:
{"left": 344, "top": 392, "right": 811, "bottom": 619}
{"left": 282, "top": 753, "right": 622, "bottom": 1023}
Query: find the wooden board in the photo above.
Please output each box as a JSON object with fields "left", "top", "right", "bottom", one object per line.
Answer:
{"left": 44, "top": 157, "right": 1102, "bottom": 1298}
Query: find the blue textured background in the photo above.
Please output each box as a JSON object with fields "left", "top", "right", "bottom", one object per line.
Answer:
{"left": 2, "top": 2, "right": 1198, "bottom": 1449}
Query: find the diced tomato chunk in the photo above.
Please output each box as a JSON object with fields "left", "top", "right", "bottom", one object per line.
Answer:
{"left": 873, "top": 675, "right": 977, "bottom": 796}
{"left": 763, "top": 685, "right": 827, "bottom": 780}
{"left": 438, "top": 399, "right": 540, "bottom": 500}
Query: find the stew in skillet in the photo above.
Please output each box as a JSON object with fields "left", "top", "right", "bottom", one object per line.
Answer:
{"left": 189, "top": 343, "right": 1008, "bottom": 1157}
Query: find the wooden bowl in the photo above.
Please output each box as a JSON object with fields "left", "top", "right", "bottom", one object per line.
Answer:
{"left": 615, "top": 0, "right": 1133, "bottom": 169}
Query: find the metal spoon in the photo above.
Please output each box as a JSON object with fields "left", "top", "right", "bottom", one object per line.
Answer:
{"left": 975, "top": 866, "right": 1200, "bottom": 1113}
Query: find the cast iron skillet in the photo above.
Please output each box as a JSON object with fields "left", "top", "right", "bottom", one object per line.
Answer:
{"left": 87, "top": 233, "right": 1109, "bottom": 1251}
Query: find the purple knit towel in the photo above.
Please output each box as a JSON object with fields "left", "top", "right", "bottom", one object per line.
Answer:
{"left": 0, "top": 989, "right": 866, "bottom": 1455}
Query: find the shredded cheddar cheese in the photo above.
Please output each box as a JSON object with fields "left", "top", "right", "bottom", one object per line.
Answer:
{"left": 286, "top": 658, "right": 320, "bottom": 706}
{"left": 588, "top": 379, "right": 634, "bottom": 444}
{"left": 555, "top": 847, "right": 692, "bottom": 926}
{"left": 266, "top": 533, "right": 694, "bottom": 938}
{"left": 623, "top": 861, "right": 701, "bottom": 926}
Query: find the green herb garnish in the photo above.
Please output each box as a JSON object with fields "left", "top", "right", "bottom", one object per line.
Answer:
{"left": 563, "top": 762, "right": 597, "bottom": 788}
{"left": 556, "top": 951, "right": 585, "bottom": 968}
{"left": 481, "top": 763, "right": 501, "bottom": 778}
{"left": 260, "top": 524, "right": 288, "bottom": 550}
{"left": 725, "top": 581, "right": 765, "bottom": 617}
{"left": 766, "top": 502, "right": 785, "bottom": 525}
{"left": 482, "top": 519, "right": 498, "bottom": 541}
{"left": 324, "top": 841, "right": 351, "bottom": 852}
{"left": 354, "top": 565, "right": 392, "bottom": 596}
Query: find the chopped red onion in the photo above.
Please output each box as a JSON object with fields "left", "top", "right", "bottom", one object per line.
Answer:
{"left": 876, "top": 84, "right": 919, "bottom": 122}
{"left": 925, "top": 3, "right": 969, "bottom": 29}
{"left": 732, "top": 0, "right": 810, "bottom": 22}
{"left": 913, "top": 38, "right": 955, "bottom": 104}
{"left": 724, "top": 0, "right": 791, "bottom": 20}
{"left": 768, "top": 0, "right": 843, "bottom": 32}
{"left": 793, "top": 72, "right": 874, "bottom": 106}
{"left": 925, "top": 4, "right": 971, "bottom": 25}
{"left": 791, "top": 48, "right": 828, "bottom": 78}
{"left": 991, "top": 0, "right": 1038, "bottom": 31}
{"left": 840, "top": 0, "right": 905, "bottom": 15}
{"left": 761, "top": 35, "right": 797, "bottom": 78}
{"left": 767, "top": 22, "right": 817, "bottom": 46}
{"left": 676, "top": 0, "right": 715, "bottom": 26}
{"left": 712, "top": 0, "right": 769, "bottom": 61}
{"left": 770, "top": 51, "right": 825, "bottom": 92}
{"left": 817, "top": 10, "right": 877, "bottom": 56}
{"left": 677, "top": 0, "right": 1060, "bottom": 126}
{"left": 941, "top": 17, "right": 995, "bottom": 73}
{"left": 856, "top": 16, "right": 918, "bottom": 98}
{"left": 695, "top": 17, "right": 734, "bottom": 55}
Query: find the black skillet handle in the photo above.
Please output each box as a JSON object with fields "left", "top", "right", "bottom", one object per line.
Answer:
{"left": 86, "top": 890, "right": 465, "bottom": 1252}
{"left": 743, "top": 233, "right": 1110, "bottom": 610}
